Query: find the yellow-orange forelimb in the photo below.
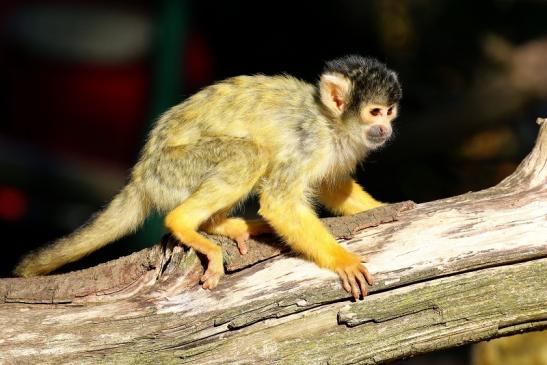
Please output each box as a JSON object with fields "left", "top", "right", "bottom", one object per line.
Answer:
{"left": 319, "top": 178, "right": 383, "bottom": 216}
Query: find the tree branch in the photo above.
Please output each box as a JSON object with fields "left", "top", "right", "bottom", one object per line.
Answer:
{"left": 1, "top": 119, "right": 546, "bottom": 365}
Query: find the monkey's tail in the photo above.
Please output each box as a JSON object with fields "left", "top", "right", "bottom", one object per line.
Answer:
{"left": 13, "top": 182, "right": 151, "bottom": 277}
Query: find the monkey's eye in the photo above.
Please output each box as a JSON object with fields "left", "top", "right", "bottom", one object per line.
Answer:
{"left": 370, "top": 108, "right": 381, "bottom": 116}
{"left": 387, "top": 107, "right": 393, "bottom": 115}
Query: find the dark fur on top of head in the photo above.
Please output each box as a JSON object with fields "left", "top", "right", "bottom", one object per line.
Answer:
{"left": 323, "top": 55, "right": 402, "bottom": 112}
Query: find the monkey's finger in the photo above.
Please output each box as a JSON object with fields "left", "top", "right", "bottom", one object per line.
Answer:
{"left": 202, "top": 278, "right": 217, "bottom": 290}
{"left": 345, "top": 269, "right": 360, "bottom": 300}
{"left": 201, "top": 272, "right": 220, "bottom": 290}
{"left": 235, "top": 233, "right": 249, "bottom": 255}
{"left": 336, "top": 269, "right": 352, "bottom": 294}
{"left": 200, "top": 269, "right": 214, "bottom": 283}
{"left": 358, "top": 264, "right": 374, "bottom": 286}
{"left": 201, "top": 276, "right": 211, "bottom": 289}
{"left": 354, "top": 270, "right": 368, "bottom": 298}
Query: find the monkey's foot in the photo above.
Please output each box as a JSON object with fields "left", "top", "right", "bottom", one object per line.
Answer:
{"left": 202, "top": 218, "right": 272, "bottom": 255}
{"left": 333, "top": 252, "right": 374, "bottom": 300}
{"left": 201, "top": 258, "right": 224, "bottom": 290}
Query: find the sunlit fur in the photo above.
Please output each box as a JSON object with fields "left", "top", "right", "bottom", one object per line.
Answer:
{"left": 14, "top": 55, "right": 401, "bottom": 297}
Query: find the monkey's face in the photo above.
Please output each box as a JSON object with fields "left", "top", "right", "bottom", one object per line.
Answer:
{"left": 359, "top": 103, "right": 398, "bottom": 149}
{"left": 320, "top": 55, "right": 402, "bottom": 150}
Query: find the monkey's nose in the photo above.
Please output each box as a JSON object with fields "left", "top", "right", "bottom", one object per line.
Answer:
{"left": 367, "top": 124, "right": 391, "bottom": 142}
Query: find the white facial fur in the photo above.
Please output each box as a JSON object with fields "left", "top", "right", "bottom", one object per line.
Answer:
{"left": 360, "top": 103, "right": 398, "bottom": 149}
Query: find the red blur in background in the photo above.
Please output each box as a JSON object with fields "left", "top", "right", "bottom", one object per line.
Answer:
{"left": 7, "top": 59, "right": 150, "bottom": 165}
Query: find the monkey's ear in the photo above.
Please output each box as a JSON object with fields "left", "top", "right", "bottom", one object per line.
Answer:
{"left": 319, "top": 73, "right": 352, "bottom": 116}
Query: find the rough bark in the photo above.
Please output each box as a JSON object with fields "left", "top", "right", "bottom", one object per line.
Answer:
{"left": 1, "top": 119, "right": 546, "bottom": 365}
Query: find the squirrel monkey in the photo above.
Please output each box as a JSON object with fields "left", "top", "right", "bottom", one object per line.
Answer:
{"left": 14, "top": 55, "right": 402, "bottom": 299}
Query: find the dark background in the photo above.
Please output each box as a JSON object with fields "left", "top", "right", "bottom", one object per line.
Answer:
{"left": 1, "top": 1, "right": 546, "bottom": 362}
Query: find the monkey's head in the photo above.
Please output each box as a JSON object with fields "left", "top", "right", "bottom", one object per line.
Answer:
{"left": 319, "top": 55, "right": 402, "bottom": 149}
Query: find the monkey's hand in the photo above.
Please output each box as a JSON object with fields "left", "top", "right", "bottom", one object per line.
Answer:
{"left": 331, "top": 248, "right": 374, "bottom": 300}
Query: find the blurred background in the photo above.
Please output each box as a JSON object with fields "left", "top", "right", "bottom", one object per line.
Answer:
{"left": 0, "top": 1, "right": 546, "bottom": 363}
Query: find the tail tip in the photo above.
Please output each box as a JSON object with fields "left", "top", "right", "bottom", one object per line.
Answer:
{"left": 13, "top": 257, "right": 41, "bottom": 278}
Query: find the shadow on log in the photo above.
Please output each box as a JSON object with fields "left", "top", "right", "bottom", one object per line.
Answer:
{"left": 1, "top": 119, "right": 546, "bottom": 365}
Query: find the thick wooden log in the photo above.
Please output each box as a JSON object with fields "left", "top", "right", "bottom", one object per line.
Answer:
{"left": 1, "top": 119, "right": 546, "bottom": 365}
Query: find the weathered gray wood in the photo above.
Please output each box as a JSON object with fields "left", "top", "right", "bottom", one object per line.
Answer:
{"left": 1, "top": 119, "right": 545, "bottom": 365}
{"left": 0, "top": 201, "right": 415, "bottom": 305}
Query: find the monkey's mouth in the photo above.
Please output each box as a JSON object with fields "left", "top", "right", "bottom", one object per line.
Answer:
{"left": 364, "top": 134, "right": 391, "bottom": 150}
{"left": 365, "top": 125, "right": 391, "bottom": 147}
{"left": 367, "top": 135, "right": 388, "bottom": 144}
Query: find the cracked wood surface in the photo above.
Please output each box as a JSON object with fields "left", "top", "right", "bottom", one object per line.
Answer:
{"left": 0, "top": 118, "right": 546, "bottom": 365}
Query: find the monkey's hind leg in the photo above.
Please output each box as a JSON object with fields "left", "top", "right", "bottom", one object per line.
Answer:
{"left": 164, "top": 142, "right": 267, "bottom": 289}
{"left": 201, "top": 212, "right": 272, "bottom": 255}
{"left": 165, "top": 183, "right": 251, "bottom": 289}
